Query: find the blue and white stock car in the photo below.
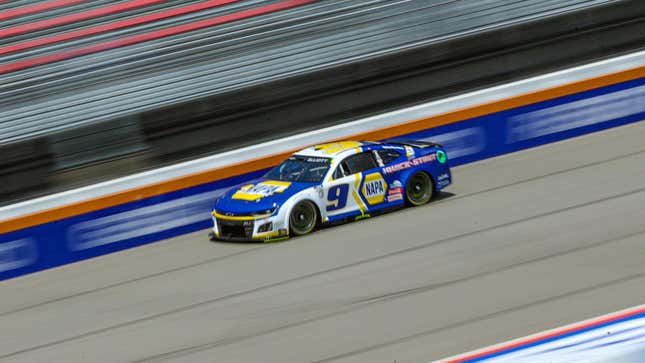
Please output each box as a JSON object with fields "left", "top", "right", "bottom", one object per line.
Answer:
{"left": 210, "top": 140, "right": 452, "bottom": 242}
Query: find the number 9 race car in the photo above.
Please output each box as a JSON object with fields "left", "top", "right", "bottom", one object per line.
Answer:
{"left": 210, "top": 140, "right": 451, "bottom": 242}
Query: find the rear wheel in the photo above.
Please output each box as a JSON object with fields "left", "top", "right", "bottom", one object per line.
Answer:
{"left": 405, "top": 172, "right": 433, "bottom": 206}
{"left": 289, "top": 201, "right": 317, "bottom": 236}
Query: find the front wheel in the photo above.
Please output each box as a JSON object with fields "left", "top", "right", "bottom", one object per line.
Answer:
{"left": 289, "top": 201, "right": 317, "bottom": 236}
{"left": 405, "top": 172, "right": 434, "bottom": 206}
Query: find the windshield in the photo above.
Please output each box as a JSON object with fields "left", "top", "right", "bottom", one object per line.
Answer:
{"left": 265, "top": 155, "right": 331, "bottom": 183}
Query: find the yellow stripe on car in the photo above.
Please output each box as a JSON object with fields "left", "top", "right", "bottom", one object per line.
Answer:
{"left": 212, "top": 210, "right": 272, "bottom": 221}
{"left": 313, "top": 141, "right": 362, "bottom": 154}
{"left": 231, "top": 192, "right": 265, "bottom": 201}
{"left": 352, "top": 173, "right": 367, "bottom": 214}
{"left": 261, "top": 180, "right": 291, "bottom": 187}
{"left": 254, "top": 230, "right": 282, "bottom": 239}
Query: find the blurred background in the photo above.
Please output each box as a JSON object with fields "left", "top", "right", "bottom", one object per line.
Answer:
{"left": 1, "top": 0, "right": 643, "bottom": 205}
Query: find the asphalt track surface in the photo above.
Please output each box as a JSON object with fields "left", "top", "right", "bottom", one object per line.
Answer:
{"left": 1, "top": 121, "right": 645, "bottom": 363}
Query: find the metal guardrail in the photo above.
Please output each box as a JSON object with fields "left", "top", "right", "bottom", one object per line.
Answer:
{"left": 0, "top": 0, "right": 615, "bottom": 144}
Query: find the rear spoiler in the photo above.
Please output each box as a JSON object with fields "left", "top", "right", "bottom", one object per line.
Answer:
{"left": 384, "top": 139, "right": 443, "bottom": 149}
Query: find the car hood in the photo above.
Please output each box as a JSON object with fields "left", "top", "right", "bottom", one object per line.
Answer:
{"left": 214, "top": 178, "right": 317, "bottom": 214}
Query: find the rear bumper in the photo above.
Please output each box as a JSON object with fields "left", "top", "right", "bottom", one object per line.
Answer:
{"left": 435, "top": 170, "right": 452, "bottom": 190}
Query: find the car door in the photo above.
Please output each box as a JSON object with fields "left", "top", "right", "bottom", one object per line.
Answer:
{"left": 323, "top": 152, "right": 379, "bottom": 221}
{"left": 357, "top": 150, "right": 391, "bottom": 209}
{"left": 373, "top": 148, "right": 405, "bottom": 204}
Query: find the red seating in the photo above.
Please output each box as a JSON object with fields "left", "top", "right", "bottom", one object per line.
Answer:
{"left": 0, "top": 0, "right": 316, "bottom": 74}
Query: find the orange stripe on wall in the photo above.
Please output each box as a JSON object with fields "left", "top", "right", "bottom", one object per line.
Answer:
{"left": 336, "top": 66, "right": 644, "bottom": 142}
{"left": 0, "top": 65, "right": 643, "bottom": 234}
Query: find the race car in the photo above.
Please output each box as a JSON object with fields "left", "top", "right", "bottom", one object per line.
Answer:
{"left": 210, "top": 140, "right": 451, "bottom": 242}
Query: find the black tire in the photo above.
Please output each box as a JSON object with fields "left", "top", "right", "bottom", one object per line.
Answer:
{"left": 405, "top": 171, "right": 434, "bottom": 206}
{"left": 289, "top": 200, "right": 317, "bottom": 236}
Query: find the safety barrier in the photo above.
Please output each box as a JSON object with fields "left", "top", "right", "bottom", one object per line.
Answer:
{"left": 440, "top": 304, "right": 645, "bottom": 362}
{"left": 0, "top": 51, "right": 643, "bottom": 280}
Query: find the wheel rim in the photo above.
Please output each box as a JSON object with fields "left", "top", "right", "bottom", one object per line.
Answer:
{"left": 406, "top": 172, "right": 432, "bottom": 206}
{"left": 290, "top": 202, "right": 316, "bottom": 235}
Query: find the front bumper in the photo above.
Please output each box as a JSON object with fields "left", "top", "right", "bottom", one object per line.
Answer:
{"left": 210, "top": 211, "right": 288, "bottom": 242}
{"left": 209, "top": 231, "right": 273, "bottom": 243}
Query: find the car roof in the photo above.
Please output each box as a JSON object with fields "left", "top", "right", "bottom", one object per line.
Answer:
{"left": 294, "top": 141, "right": 370, "bottom": 159}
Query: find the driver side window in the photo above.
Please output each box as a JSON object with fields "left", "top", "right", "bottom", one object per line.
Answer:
{"left": 332, "top": 162, "right": 349, "bottom": 179}
{"left": 333, "top": 152, "right": 378, "bottom": 179}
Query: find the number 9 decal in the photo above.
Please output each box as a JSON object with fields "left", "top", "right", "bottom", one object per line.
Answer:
{"left": 326, "top": 184, "right": 349, "bottom": 211}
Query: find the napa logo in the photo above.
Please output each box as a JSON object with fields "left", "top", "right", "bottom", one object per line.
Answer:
{"left": 232, "top": 181, "right": 291, "bottom": 201}
{"left": 361, "top": 173, "right": 387, "bottom": 205}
